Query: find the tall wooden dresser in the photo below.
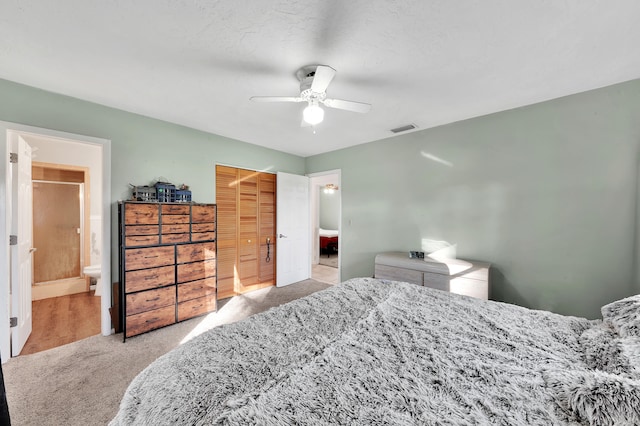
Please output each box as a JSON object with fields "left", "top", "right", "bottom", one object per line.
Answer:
{"left": 118, "top": 201, "right": 217, "bottom": 339}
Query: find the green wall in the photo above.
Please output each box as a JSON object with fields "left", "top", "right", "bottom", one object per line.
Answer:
{"left": 0, "top": 78, "right": 305, "bottom": 279}
{"left": 307, "top": 79, "right": 640, "bottom": 318}
{"left": 3, "top": 77, "right": 639, "bottom": 319}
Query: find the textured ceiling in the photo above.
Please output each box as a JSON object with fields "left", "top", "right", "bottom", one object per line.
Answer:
{"left": 1, "top": 1, "right": 639, "bottom": 157}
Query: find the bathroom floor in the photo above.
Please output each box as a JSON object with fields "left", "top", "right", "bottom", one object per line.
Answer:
{"left": 311, "top": 263, "right": 339, "bottom": 285}
{"left": 21, "top": 291, "right": 101, "bottom": 355}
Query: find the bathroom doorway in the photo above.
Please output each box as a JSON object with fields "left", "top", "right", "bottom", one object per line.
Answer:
{"left": 309, "top": 170, "right": 341, "bottom": 285}
{"left": 31, "top": 163, "right": 91, "bottom": 300}
{"left": 20, "top": 144, "right": 101, "bottom": 355}
{"left": 1, "top": 122, "right": 112, "bottom": 363}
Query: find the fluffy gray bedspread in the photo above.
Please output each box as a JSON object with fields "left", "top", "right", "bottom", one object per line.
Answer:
{"left": 110, "top": 278, "right": 594, "bottom": 425}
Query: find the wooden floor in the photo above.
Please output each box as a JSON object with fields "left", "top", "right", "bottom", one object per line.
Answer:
{"left": 21, "top": 291, "right": 101, "bottom": 355}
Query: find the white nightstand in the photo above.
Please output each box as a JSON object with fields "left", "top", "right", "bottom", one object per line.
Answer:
{"left": 374, "top": 252, "right": 491, "bottom": 300}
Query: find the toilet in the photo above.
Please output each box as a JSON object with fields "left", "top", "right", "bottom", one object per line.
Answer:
{"left": 83, "top": 264, "right": 102, "bottom": 296}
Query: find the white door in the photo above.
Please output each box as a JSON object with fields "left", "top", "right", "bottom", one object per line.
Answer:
{"left": 10, "top": 136, "right": 33, "bottom": 356}
{"left": 276, "top": 172, "right": 310, "bottom": 286}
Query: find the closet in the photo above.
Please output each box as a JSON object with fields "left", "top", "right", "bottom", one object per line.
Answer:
{"left": 216, "top": 165, "right": 276, "bottom": 299}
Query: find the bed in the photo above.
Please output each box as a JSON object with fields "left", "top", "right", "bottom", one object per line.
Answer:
{"left": 110, "top": 278, "right": 640, "bottom": 425}
{"left": 319, "top": 228, "right": 338, "bottom": 257}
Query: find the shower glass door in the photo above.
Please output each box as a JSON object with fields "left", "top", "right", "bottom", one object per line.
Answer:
{"left": 32, "top": 181, "right": 83, "bottom": 283}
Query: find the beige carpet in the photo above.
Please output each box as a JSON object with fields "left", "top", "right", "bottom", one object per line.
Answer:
{"left": 3, "top": 279, "right": 332, "bottom": 426}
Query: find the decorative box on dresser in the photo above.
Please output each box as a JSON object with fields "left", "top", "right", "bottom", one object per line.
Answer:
{"left": 374, "top": 252, "right": 491, "bottom": 300}
{"left": 119, "top": 201, "right": 217, "bottom": 340}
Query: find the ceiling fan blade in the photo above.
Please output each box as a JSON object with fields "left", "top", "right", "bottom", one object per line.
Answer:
{"left": 322, "top": 98, "right": 371, "bottom": 113}
{"left": 310, "top": 65, "right": 336, "bottom": 93}
{"left": 250, "top": 96, "right": 303, "bottom": 103}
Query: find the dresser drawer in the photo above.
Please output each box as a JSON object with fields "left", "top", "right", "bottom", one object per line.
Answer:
{"left": 125, "top": 235, "right": 160, "bottom": 247}
{"left": 162, "top": 214, "right": 190, "bottom": 224}
{"left": 177, "top": 295, "right": 216, "bottom": 322}
{"left": 124, "top": 203, "right": 159, "bottom": 225}
{"left": 161, "top": 224, "right": 189, "bottom": 234}
{"left": 192, "top": 223, "right": 215, "bottom": 233}
{"left": 177, "top": 242, "right": 217, "bottom": 264}
{"left": 125, "top": 224, "right": 159, "bottom": 235}
{"left": 125, "top": 224, "right": 160, "bottom": 247}
{"left": 192, "top": 231, "right": 216, "bottom": 242}
{"left": 177, "top": 277, "right": 216, "bottom": 302}
{"left": 161, "top": 233, "right": 190, "bottom": 244}
{"left": 125, "top": 265, "right": 175, "bottom": 293}
{"left": 162, "top": 204, "right": 189, "bottom": 215}
{"left": 192, "top": 205, "right": 216, "bottom": 223}
{"left": 125, "top": 246, "right": 174, "bottom": 271}
{"left": 125, "top": 305, "right": 176, "bottom": 338}
{"left": 126, "top": 286, "right": 176, "bottom": 316}
{"left": 177, "top": 259, "right": 216, "bottom": 283}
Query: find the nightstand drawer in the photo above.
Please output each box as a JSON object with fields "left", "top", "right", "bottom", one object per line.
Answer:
{"left": 374, "top": 264, "right": 422, "bottom": 285}
{"left": 423, "top": 272, "right": 450, "bottom": 292}
{"left": 449, "top": 277, "right": 489, "bottom": 300}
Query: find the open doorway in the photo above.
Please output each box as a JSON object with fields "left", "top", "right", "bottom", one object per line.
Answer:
{"left": 0, "top": 122, "right": 111, "bottom": 362}
{"left": 309, "top": 171, "right": 341, "bottom": 285}
{"left": 22, "top": 162, "right": 100, "bottom": 354}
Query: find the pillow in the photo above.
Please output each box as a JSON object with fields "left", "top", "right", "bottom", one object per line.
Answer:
{"left": 543, "top": 368, "right": 640, "bottom": 426}
{"left": 601, "top": 294, "right": 640, "bottom": 337}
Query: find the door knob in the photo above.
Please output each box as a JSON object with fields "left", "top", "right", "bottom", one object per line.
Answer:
{"left": 279, "top": 234, "right": 287, "bottom": 238}
{"left": 29, "top": 247, "right": 37, "bottom": 254}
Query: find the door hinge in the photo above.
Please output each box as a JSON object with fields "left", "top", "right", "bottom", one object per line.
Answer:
{"left": 9, "top": 152, "right": 17, "bottom": 163}
{"left": 9, "top": 235, "right": 17, "bottom": 245}
{"left": 10, "top": 317, "right": 17, "bottom": 328}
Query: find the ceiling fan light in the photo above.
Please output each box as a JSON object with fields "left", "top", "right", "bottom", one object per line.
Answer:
{"left": 303, "top": 104, "right": 324, "bottom": 125}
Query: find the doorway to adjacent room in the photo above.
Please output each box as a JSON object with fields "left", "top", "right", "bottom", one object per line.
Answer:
{"left": 309, "top": 171, "right": 341, "bottom": 285}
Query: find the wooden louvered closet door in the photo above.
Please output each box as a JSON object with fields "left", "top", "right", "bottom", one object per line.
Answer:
{"left": 216, "top": 165, "right": 276, "bottom": 299}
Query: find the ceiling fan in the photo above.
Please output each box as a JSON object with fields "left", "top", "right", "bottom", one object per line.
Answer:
{"left": 250, "top": 65, "right": 371, "bottom": 126}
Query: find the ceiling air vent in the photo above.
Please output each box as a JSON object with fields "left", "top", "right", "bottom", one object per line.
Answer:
{"left": 390, "top": 124, "right": 417, "bottom": 134}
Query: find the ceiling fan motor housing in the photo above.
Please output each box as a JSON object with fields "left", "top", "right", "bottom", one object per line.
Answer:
{"left": 250, "top": 64, "right": 371, "bottom": 120}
